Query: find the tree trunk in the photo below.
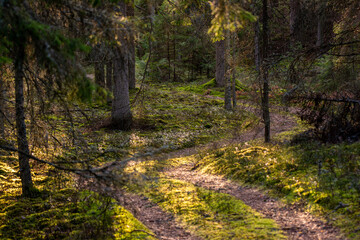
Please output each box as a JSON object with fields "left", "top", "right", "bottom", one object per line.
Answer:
{"left": 316, "top": 1, "right": 328, "bottom": 48}
{"left": 224, "top": 30, "right": 232, "bottom": 111}
{"left": 173, "top": 21, "right": 176, "bottom": 82}
{"left": 0, "top": 70, "right": 5, "bottom": 138}
{"left": 225, "top": 76, "right": 232, "bottom": 110}
{"left": 290, "top": 0, "right": 300, "bottom": 45}
{"left": 95, "top": 61, "right": 105, "bottom": 88}
{"left": 127, "top": 2, "right": 136, "bottom": 89}
{"left": 167, "top": 30, "right": 171, "bottom": 81}
{"left": 231, "top": 33, "right": 237, "bottom": 108}
{"left": 316, "top": 14, "right": 323, "bottom": 47}
{"left": 262, "top": 0, "right": 270, "bottom": 142}
{"left": 106, "top": 61, "right": 113, "bottom": 92}
{"left": 14, "top": 43, "right": 34, "bottom": 197}
{"left": 254, "top": 20, "right": 261, "bottom": 72}
{"left": 111, "top": 46, "right": 132, "bottom": 130}
{"left": 215, "top": 40, "right": 225, "bottom": 87}
{"left": 232, "top": 68, "right": 237, "bottom": 108}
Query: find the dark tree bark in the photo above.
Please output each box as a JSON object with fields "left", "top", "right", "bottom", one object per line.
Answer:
{"left": 0, "top": 70, "right": 5, "bottom": 138}
{"left": 317, "top": 0, "right": 333, "bottom": 48}
{"left": 231, "top": 33, "right": 237, "bottom": 109}
{"left": 173, "top": 18, "right": 176, "bottom": 81}
{"left": 290, "top": 0, "right": 301, "bottom": 44}
{"left": 216, "top": 40, "right": 225, "bottom": 87}
{"left": 111, "top": 46, "right": 132, "bottom": 130}
{"left": 254, "top": 20, "right": 261, "bottom": 72}
{"left": 127, "top": 2, "right": 136, "bottom": 89}
{"left": 262, "top": 0, "right": 270, "bottom": 142}
{"left": 95, "top": 61, "right": 105, "bottom": 88}
{"left": 128, "top": 41, "right": 136, "bottom": 89}
{"left": 106, "top": 61, "right": 113, "bottom": 91}
{"left": 316, "top": 12, "right": 324, "bottom": 47}
{"left": 111, "top": 2, "right": 133, "bottom": 129}
{"left": 232, "top": 64, "right": 237, "bottom": 108}
{"left": 224, "top": 29, "right": 232, "bottom": 110}
{"left": 167, "top": 30, "right": 171, "bottom": 81}
{"left": 225, "top": 76, "right": 232, "bottom": 110}
{"left": 14, "top": 43, "right": 34, "bottom": 197}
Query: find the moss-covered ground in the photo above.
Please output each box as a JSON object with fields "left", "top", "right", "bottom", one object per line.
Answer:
{"left": 2, "top": 80, "right": 359, "bottom": 239}
{"left": 142, "top": 178, "right": 286, "bottom": 239}
{"left": 190, "top": 126, "right": 360, "bottom": 239}
{"left": 0, "top": 154, "right": 155, "bottom": 240}
{"left": 81, "top": 82, "right": 258, "bottom": 154}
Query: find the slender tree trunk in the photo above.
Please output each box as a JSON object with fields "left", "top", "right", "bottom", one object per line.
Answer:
{"left": 232, "top": 68, "right": 237, "bottom": 108}
{"left": 127, "top": 2, "right": 136, "bottom": 89}
{"left": 254, "top": 20, "right": 261, "bottom": 72}
{"left": 106, "top": 61, "right": 113, "bottom": 104}
{"left": 14, "top": 43, "right": 34, "bottom": 197}
{"left": 216, "top": 40, "right": 225, "bottom": 87}
{"left": 0, "top": 70, "right": 5, "bottom": 138}
{"left": 224, "top": 31, "right": 232, "bottom": 110}
{"left": 225, "top": 77, "right": 232, "bottom": 110}
{"left": 173, "top": 23, "right": 176, "bottom": 81}
{"left": 316, "top": 16, "right": 323, "bottom": 47}
{"left": 106, "top": 61, "right": 113, "bottom": 92}
{"left": 167, "top": 30, "right": 171, "bottom": 81}
{"left": 95, "top": 61, "right": 105, "bottom": 88}
{"left": 316, "top": 1, "right": 327, "bottom": 47}
{"left": 290, "top": 0, "right": 300, "bottom": 45}
{"left": 262, "top": 0, "right": 270, "bottom": 142}
{"left": 111, "top": 46, "right": 132, "bottom": 130}
{"left": 232, "top": 33, "right": 237, "bottom": 108}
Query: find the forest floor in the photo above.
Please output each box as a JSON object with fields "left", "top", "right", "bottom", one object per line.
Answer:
{"left": 113, "top": 90, "right": 345, "bottom": 239}
{"left": 1, "top": 82, "right": 358, "bottom": 239}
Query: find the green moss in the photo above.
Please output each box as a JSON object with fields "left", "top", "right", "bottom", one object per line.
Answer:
{"left": 0, "top": 189, "right": 156, "bottom": 240}
{"left": 142, "top": 179, "right": 285, "bottom": 239}
{"left": 176, "top": 78, "right": 248, "bottom": 98}
{"left": 193, "top": 129, "right": 360, "bottom": 239}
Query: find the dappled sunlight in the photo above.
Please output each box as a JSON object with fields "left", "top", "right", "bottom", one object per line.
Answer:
{"left": 195, "top": 128, "right": 360, "bottom": 237}
{"left": 142, "top": 178, "right": 285, "bottom": 239}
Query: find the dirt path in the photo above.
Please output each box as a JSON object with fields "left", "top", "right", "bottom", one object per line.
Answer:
{"left": 164, "top": 165, "right": 342, "bottom": 240}
{"left": 111, "top": 100, "right": 343, "bottom": 239}
{"left": 155, "top": 105, "right": 343, "bottom": 239}
{"left": 117, "top": 192, "right": 200, "bottom": 240}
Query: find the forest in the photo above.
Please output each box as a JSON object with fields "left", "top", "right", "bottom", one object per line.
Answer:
{"left": 0, "top": 0, "right": 359, "bottom": 239}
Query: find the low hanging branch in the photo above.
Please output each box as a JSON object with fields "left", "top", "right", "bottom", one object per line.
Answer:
{"left": 0, "top": 144, "right": 104, "bottom": 176}
{"left": 291, "top": 95, "right": 360, "bottom": 105}
{"left": 0, "top": 144, "right": 171, "bottom": 180}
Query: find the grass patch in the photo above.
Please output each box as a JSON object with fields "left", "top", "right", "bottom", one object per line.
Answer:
{"left": 141, "top": 178, "right": 285, "bottom": 239}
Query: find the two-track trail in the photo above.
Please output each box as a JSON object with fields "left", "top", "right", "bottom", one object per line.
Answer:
{"left": 114, "top": 102, "right": 344, "bottom": 239}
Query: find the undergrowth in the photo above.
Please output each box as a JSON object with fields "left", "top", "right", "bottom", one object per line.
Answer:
{"left": 176, "top": 78, "right": 248, "bottom": 98}
{"left": 83, "top": 83, "right": 258, "bottom": 154}
{"left": 0, "top": 154, "right": 155, "bottom": 240}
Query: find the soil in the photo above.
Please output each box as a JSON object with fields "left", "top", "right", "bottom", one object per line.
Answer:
{"left": 117, "top": 192, "right": 201, "bottom": 240}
